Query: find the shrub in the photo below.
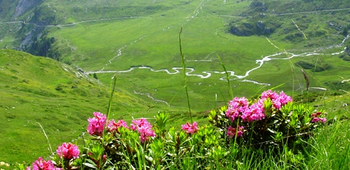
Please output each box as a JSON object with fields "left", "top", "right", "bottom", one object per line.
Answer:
{"left": 18, "top": 90, "right": 326, "bottom": 169}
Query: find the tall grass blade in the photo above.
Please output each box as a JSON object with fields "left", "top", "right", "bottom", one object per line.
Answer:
{"left": 301, "top": 69, "right": 309, "bottom": 92}
{"left": 36, "top": 122, "right": 53, "bottom": 154}
{"left": 216, "top": 54, "right": 233, "bottom": 99}
{"left": 179, "top": 27, "right": 192, "bottom": 123}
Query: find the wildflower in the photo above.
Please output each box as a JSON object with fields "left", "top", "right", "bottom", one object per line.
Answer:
{"left": 241, "top": 100, "right": 265, "bottom": 122}
{"left": 311, "top": 111, "right": 326, "bottom": 124}
{"left": 131, "top": 118, "right": 152, "bottom": 130}
{"left": 181, "top": 122, "right": 199, "bottom": 134}
{"left": 27, "top": 157, "right": 61, "bottom": 170}
{"left": 311, "top": 117, "right": 327, "bottom": 123}
{"left": 56, "top": 143, "right": 80, "bottom": 160}
{"left": 262, "top": 90, "right": 292, "bottom": 110}
{"left": 277, "top": 91, "right": 293, "bottom": 105}
{"left": 130, "top": 118, "right": 156, "bottom": 143}
{"left": 227, "top": 126, "right": 244, "bottom": 138}
{"left": 138, "top": 125, "right": 156, "bottom": 143}
{"left": 226, "top": 97, "right": 249, "bottom": 121}
{"left": 108, "top": 119, "right": 128, "bottom": 132}
{"left": 87, "top": 112, "right": 106, "bottom": 136}
{"left": 228, "top": 97, "right": 249, "bottom": 111}
{"left": 261, "top": 90, "right": 279, "bottom": 100}
{"left": 311, "top": 112, "right": 322, "bottom": 117}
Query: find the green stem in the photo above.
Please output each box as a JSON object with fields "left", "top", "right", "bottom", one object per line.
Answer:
{"left": 216, "top": 54, "right": 233, "bottom": 99}
{"left": 179, "top": 27, "right": 192, "bottom": 123}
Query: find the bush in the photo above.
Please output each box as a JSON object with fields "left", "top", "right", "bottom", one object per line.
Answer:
{"left": 20, "top": 90, "right": 326, "bottom": 170}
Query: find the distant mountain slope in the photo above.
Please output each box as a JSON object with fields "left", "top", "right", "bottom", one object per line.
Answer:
{"left": 229, "top": 0, "right": 350, "bottom": 47}
{"left": 0, "top": 49, "right": 151, "bottom": 163}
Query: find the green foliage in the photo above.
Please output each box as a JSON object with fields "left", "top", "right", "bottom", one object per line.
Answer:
{"left": 16, "top": 92, "right": 331, "bottom": 169}
{"left": 209, "top": 99, "right": 326, "bottom": 154}
{"left": 294, "top": 60, "right": 332, "bottom": 72}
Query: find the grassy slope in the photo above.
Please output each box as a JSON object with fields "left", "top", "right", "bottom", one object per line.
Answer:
{"left": 45, "top": 0, "right": 350, "bottom": 112}
{"left": 0, "top": 49, "right": 154, "bottom": 163}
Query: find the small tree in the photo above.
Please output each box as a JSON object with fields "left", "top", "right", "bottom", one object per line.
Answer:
{"left": 93, "top": 73, "right": 98, "bottom": 80}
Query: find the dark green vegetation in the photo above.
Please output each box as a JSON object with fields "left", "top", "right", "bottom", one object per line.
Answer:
{"left": 0, "top": 0, "right": 350, "bottom": 167}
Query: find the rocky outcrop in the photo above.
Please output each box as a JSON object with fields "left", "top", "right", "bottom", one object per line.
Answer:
{"left": 229, "top": 21, "right": 275, "bottom": 36}
{"left": 14, "top": 0, "right": 42, "bottom": 17}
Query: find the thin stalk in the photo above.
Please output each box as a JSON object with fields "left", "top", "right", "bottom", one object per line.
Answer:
{"left": 179, "top": 27, "right": 192, "bottom": 123}
{"left": 103, "top": 75, "right": 117, "bottom": 137}
{"left": 36, "top": 122, "right": 53, "bottom": 154}
{"left": 106, "top": 75, "right": 117, "bottom": 120}
{"left": 100, "top": 75, "right": 117, "bottom": 169}
{"left": 216, "top": 54, "right": 233, "bottom": 99}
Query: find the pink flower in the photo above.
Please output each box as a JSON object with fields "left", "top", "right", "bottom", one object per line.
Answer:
{"left": 228, "top": 97, "right": 249, "bottom": 110}
{"left": 241, "top": 100, "right": 265, "bottom": 122}
{"left": 261, "top": 90, "right": 292, "bottom": 110}
{"left": 311, "top": 111, "right": 326, "bottom": 124}
{"left": 278, "top": 91, "right": 293, "bottom": 105}
{"left": 108, "top": 119, "right": 128, "bottom": 132}
{"left": 181, "top": 122, "right": 199, "bottom": 134}
{"left": 130, "top": 118, "right": 156, "bottom": 143}
{"left": 138, "top": 126, "right": 156, "bottom": 143}
{"left": 27, "top": 157, "right": 61, "bottom": 170}
{"left": 56, "top": 143, "right": 80, "bottom": 160}
{"left": 227, "top": 126, "right": 244, "bottom": 138}
{"left": 312, "top": 117, "right": 327, "bottom": 124}
{"left": 226, "top": 97, "right": 249, "bottom": 122}
{"left": 261, "top": 90, "right": 279, "bottom": 100}
{"left": 87, "top": 112, "right": 106, "bottom": 136}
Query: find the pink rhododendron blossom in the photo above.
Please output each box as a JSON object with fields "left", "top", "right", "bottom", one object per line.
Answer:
{"left": 87, "top": 112, "right": 106, "bottom": 136}
{"left": 261, "top": 90, "right": 292, "bottom": 110}
{"left": 228, "top": 97, "right": 249, "bottom": 111}
{"left": 108, "top": 119, "right": 128, "bottom": 132}
{"left": 277, "top": 91, "right": 293, "bottom": 105}
{"left": 241, "top": 100, "right": 265, "bottom": 122}
{"left": 181, "top": 122, "right": 199, "bottom": 134}
{"left": 261, "top": 90, "right": 279, "bottom": 100}
{"left": 311, "top": 112, "right": 322, "bottom": 117}
{"left": 311, "top": 117, "right": 327, "bottom": 123}
{"left": 311, "top": 111, "right": 326, "bottom": 124}
{"left": 56, "top": 143, "right": 79, "bottom": 160}
{"left": 227, "top": 126, "right": 244, "bottom": 138}
{"left": 27, "top": 157, "right": 61, "bottom": 170}
{"left": 226, "top": 97, "right": 249, "bottom": 122}
{"left": 130, "top": 118, "right": 156, "bottom": 143}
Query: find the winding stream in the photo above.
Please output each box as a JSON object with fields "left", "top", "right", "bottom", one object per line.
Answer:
{"left": 86, "top": 35, "right": 349, "bottom": 82}
{"left": 84, "top": 34, "right": 349, "bottom": 105}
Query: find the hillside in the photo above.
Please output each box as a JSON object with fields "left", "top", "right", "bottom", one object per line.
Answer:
{"left": 0, "top": 49, "right": 153, "bottom": 163}
{"left": 0, "top": 0, "right": 349, "bottom": 115}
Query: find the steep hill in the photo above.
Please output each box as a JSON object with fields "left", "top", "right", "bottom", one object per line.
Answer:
{"left": 0, "top": 49, "right": 152, "bottom": 163}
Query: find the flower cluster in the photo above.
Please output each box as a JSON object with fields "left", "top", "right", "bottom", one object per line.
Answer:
{"left": 226, "top": 90, "right": 293, "bottom": 123}
{"left": 56, "top": 143, "right": 80, "bottom": 160}
{"left": 241, "top": 100, "right": 265, "bottom": 122}
{"left": 311, "top": 112, "right": 327, "bottom": 124}
{"left": 227, "top": 125, "right": 244, "bottom": 138}
{"left": 181, "top": 122, "right": 199, "bottom": 134}
{"left": 26, "top": 157, "right": 61, "bottom": 170}
{"left": 108, "top": 119, "right": 128, "bottom": 132}
{"left": 261, "top": 90, "right": 292, "bottom": 110}
{"left": 226, "top": 97, "right": 249, "bottom": 122}
{"left": 130, "top": 118, "right": 156, "bottom": 143}
{"left": 87, "top": 112, "right": 106, "bottom": 136}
